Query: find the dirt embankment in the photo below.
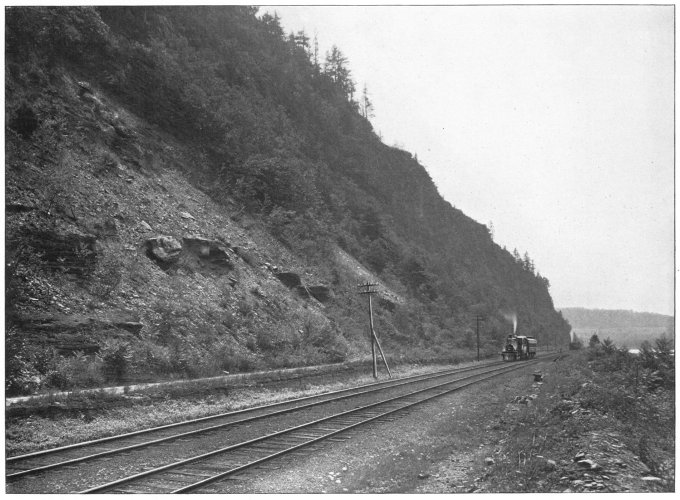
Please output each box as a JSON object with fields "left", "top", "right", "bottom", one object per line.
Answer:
{"left": 414, "top": 354, "right": 673, "bottom": 493}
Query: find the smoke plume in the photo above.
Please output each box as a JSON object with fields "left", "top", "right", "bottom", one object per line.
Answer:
{"left": 502, "top": 311, "right": 518, "bottom": 334}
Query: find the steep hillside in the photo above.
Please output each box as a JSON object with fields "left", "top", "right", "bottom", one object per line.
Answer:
{"left": 5, "top": 6, "right": 571, "bottom": 395}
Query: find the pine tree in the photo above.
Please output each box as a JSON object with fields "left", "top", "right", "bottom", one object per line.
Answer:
{"left": 260, "top": 11, "right": 283, "bottom": 38}
{"left": 589, "top": 333, "right": 600, "bottom": 347}
{"left": 294, "top": 29, "right": 310, "bottom": 55}
{"left": 360, "top": 83, "right": 374, "bottom": 119}
{"left": 512, "top": 248, "right": 521, "bottom": 263}
{"left": 312, "top": 33, "right": 319, "bottom": 69}
{"left": 324, "top": 45, "right": 355, "bottom": 101}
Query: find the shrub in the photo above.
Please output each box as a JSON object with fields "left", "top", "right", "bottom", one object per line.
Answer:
{"left": 8, "top": 101, "right": 39, "bottom": 139}
{"left": 232, "top": 155, "right": 320, "bottom": 213}
{"left": 589, "top": 335, "right": 674, "bottom": 393}
{"left": 207, "top": 341, "right": 259, "bottom": 373}
{"left": 266, "top": 207, "right": 297, "bottom": 242}
{"left": 98, "top": 339, "right": 132, "bottom": 382}
{"left": 5, "top": 327, "right": 42, "bottom": 396}
{"left": 245, "top": 336, "right": 257, "bottom": 352}
{"left": 150, "top": 287, "right": 195, "bottom": 345}
{"left": 222, "top": 313, "right": 237, "bottom": 330}
{"left": 89, "top": 242, "right": 125, "bottom": 299}
{"left": 601, "top": 337, "right": 616, "bottom": 355}
{"left": 578, "top": 382, "right": 638, "bottom": 420}
{"left": 638, "top": 337, "right": 675, "bottom": 391}
{"left": 43, "top": 351, "right": 104, "bottom": 390}
{"left": 265, "top": 209, "right": 334, "bottom": 263}
{"left": 301, "top": 313, "right": 348, "bottom": 362}
{"left": 256, "top": 327, "right": 292, "bottom": 352}
{"left": 237, "top": 297, "right": 254, "bottom": 317}
{"left": 589, "top": 333, "right": 600, "bottom": 347}
{"left": 168, "top": 342, "right": 206, "bottom": 378}
{"left": 131, "top": 341, "right": 175, "bottom": 377}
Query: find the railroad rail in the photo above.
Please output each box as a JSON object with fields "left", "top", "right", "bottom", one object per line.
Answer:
{"left": 6, "top": 359, "right": 506, "bottom": 476}
{"left": 7, "top": 357, "right": 545, "bottom": 494}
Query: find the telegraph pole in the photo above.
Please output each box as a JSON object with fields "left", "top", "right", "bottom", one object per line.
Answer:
{"left": 358, "top": 282, "right": 392, "bottom": 378}
{"left": 475, "top": 315, "right": 485, "bottom": 362}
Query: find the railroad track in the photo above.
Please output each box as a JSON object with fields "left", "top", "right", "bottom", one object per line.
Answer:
{"left": 7, "top": 357, "right": 545, "bottom": 494}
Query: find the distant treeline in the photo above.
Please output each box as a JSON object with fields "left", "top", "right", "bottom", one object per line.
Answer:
{"left": 561, "top": 307, "right": 673, "bottom": 330}
{"left": 571, "top": 327, "right": 671, "bottom": 350}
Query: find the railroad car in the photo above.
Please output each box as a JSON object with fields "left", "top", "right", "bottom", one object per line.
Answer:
{"left": 501, "top": 334, "right": 537, "bottom": 361}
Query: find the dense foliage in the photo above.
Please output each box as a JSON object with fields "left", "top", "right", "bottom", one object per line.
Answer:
{"left": 6, "top": 6, "right": 571, "bottom": 392}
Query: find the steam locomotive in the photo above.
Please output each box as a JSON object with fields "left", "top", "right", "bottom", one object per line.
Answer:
{"left": 501, "top": 334, "right": 537, "bottom": 361}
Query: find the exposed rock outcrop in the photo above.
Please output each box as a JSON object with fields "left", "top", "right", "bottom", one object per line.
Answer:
{"left": 144, "top": 235, "right": 234, "bottom": 274}
{"left": 28, "top": 229, "right": 98, "bottom": 275}
{"left": 12, "top": 312, "right": 143, "bottom": 354}
{"left": 308, "top": 285, "right": 332, "bottom": 303}
{"left": 274, "top": 271, "right": 332, "bottom": 303}
{"left": 181, "top": 236, "right": 234, "bottom": 272}
{"left": 145, "top": 235, "right": 182, "bottom": 267}
{"left": 276, "top": 272, "right": 302, "bottom": 288}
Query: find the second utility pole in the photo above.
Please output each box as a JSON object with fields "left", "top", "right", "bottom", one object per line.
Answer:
{"left": 475, "top": 314, "right": 484, "bottom": 362}
{"left": 358, "top": 282, "right": 392, "bottom": 379}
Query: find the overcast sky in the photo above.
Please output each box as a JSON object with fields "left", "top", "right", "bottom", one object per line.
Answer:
{"left": 266, "top": 4, "right": 675, "bottom": 316}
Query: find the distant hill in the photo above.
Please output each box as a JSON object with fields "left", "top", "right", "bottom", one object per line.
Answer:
{"left": 559, "top": 307, "right": 674, "bottom": 348}
{"left": 559, "top": 307, "right": 673, "bottom": 329}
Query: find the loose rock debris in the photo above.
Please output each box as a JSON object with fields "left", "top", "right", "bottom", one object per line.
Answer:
{"left": 414, "top": 366, "right": 672, "bottom": 494}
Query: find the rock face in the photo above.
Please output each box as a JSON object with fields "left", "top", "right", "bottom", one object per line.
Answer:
{"left": 182, "top": 236, "right": 233, "bottom": 270}
{"left": 233, "top": 246, "right": 258, "bottom": 267}
{"left": 145, "top": 235, "right": 182, "bottom": 266}
{"left": 145, "top": 235, "right": 234, "bottom": 274}
{"left": 379, "top": 297, "right": 396, "bottom": 312}
{"left": 29, "top": 229, "right": 98, "bottom": 275}
{"left": 308, "top": 285, "right": 332, "bottom": 303}
{"left": 577, "top": 459, "right": 602, "bottom": 471}
{"left": 84, "top": 217, "right": 118, "bottom": 238}
{"left": 274, "top": 271, "right": 332, "bottom": 303}
{"left": 181, "top": 236, "right": 234, "bottom": 272}
{"left": 13, "top": 312, "right": 143, "bottom": 354}
{"left": 276, "top": 272, "right": 302, "bottom": 288}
